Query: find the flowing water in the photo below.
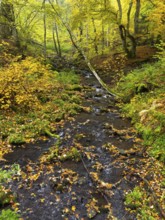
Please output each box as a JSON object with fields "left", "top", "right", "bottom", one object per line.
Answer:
{"left": 1, "top": 71, "right": 141, "bottom": 220}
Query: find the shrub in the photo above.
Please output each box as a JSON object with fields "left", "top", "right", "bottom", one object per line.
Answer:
{"left": 114, "top": 43, "right": 165, "bottom": 162}
{"left": 0, "top": 57, "right": 59, "bottom": 112}
{"left": 0, "top": 57, "right": 82, "bottom": 143}
{"left": 0, "top": 209, "right": 19, "bottom": 220}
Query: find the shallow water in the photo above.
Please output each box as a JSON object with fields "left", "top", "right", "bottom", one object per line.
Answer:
{"left": 1, "top": 71, "right": 139, "bottom": 220}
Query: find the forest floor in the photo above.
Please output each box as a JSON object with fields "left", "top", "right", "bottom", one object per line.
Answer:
{"left": 90, "top": 45, "right": 157, "bottom": 85}
{"left": 0, "top": 46, "right": 164, "bottom": 220}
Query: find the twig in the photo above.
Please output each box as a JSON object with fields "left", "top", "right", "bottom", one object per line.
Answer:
{"left": 79, "top": 153, "right": 115, "bottom": 220}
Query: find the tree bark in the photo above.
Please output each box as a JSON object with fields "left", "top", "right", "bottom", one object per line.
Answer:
{"left": 54, "top": 23, "right": 61, "bottom": 57}
{"left": 116, "top": 0, "right": 122, "bottom": 24}
{"left": 43, "top": 0, "right": 47, "bottom": 59}
{"left": 119, "top": 25, "right": 129, "bottom": 55}
{"left": 117, "top": 0, "right": 137, "bottom": 58}
{"left": 0, "top": 1, "right": 19, "bottom": 45}
{"left": 127, "top": 0, "right": 133, "bottom": 33}
{"left": 92, "top": 18, "right": 98, "bottom": 54}
{"left": 79, "top": 23, "right": 83, "bottom": 43}
{"left": 52, "top": 26, "right": 58, "bottom": 55}
{"left": 134, "top": 0, "right": 141, "bottom": 34}
{"left": 101, "top": 19, "right": 105, "bottom": 55}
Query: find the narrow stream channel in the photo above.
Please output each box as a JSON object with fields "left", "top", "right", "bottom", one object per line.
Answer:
{"left": 1, "top": 71, "right": 140, "bottom": 220}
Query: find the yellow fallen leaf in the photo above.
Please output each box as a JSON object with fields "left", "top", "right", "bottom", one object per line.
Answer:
{"left": 71, "top": 206, "right": 76, "bottom": 212}
{"left": 40, "top": 198, "right": 45, "bottom": 203}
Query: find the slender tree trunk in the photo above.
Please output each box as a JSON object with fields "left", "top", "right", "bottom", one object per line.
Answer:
{"left": 79, "top": 23, "right": 83, "bottom": 43}
{"left": 127, "top": 33, "right": 136, "bottom": 58}
{"left": 134, "top": 0, "right": 141, "bottom": 34}
{"left": 101, "top": 19, "right": 105, "bottom": 55}
{"left": 52, "top": 26, "right": 58, "bottom": 55}
{"left": 54, "top": 23, "right": 61, "bottom": 57}
{"left": 48, "top": 0, "right": 116, "bottom": 97}
{"left": 106, "top": 25, "right": 110, "bottom": 47}
{"left": 117, "top": 0, "right": 137, "bottom": 58}
{"left": 127, "top": 0, "right": 133, "bottom": 32}
{"left": 116, "top": 0, "right": 122, "bottom": 24}
{"left": 103, "top": 0, "right": 107, "bottom": 10}
{"left": 86, "top": 23, "right": 89, "bottom": 56}
{"left": 43, "top": 0, "right": 47, "bottom": 59}
{"left": 127, "top": 0, "right": 136, "bottom": 58}
{"left": 92, "top": 18, "right": 98, "bottom": 54}
{"left": 119, "top": 25, "right": 129, "bottom": 55}
{"left": 0, "top": 1, "right": 19, "bottom": 45}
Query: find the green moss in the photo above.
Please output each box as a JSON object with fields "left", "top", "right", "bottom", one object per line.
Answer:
{"left": 8, "top": 133, "right": 25, "bottom": 145}
{"left": 0, "top": 186, "right": 13, "bottom": 206}
{"left": 114, "top": 52, "right": 165, "bottom": 162}
{"left": 0, "top": 209, "right": 20, "bottom": 220}
{"left": 60, "top": 147, "right": 80, "bottom": 162}
{"left": 125, "top": 186, "right": 159, "bottom": 219}
{"left": 0, "top": 66, "right": 82, "bottom": 144}
{"left": 125, "top": 186, "right": 143, "bottom": 209}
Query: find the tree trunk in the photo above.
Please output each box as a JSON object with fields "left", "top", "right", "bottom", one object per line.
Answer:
{"left": 127, "top": 0, "right": 136, "bottom": 58}
{"left": 106, "top": 25, "right": 110, "bottom": 47}
{"left": 48, "top": 0, "right": 116, "bottom": 97}
{"left": 119, "top": 24, "right": 136, "bottom": 58}
{"left": 116, "top": 0, "right": 122, "bottom": 24}
{"left": 0, "top": 1, "right": 19, "bottom": 45}
{"left": 92, "top": 18, "right": 98, "bottom": 55}
{"left": 52, "top": 26, "right": 58, "bottom": 55}
{"left": 118, "top": 0, "right": 137, "bottom": 58}
{"left": 43, "top": 0, "right": 47, "bottom": 59}
{"left": 127, "top": 0, "right": 133, "bottom": 32}
{"left": 54, "top": 23, "right": 61, "bottom": 57}
{"left": 119, "top": 25, "right": 129, "bottom": 55}
{"left": 79, "top": 23, "right": 83, "bottom": 43}
{"left": 134, "top": 0, "right": 141, "bottom": 34}
{"left": 127, "top": 33, "right": 136, "bottom": 58}
{"left": 101, "top": 19, "right": 105, "bottom": 55}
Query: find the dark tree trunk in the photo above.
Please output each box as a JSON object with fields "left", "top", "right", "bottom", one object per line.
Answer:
{"left": 54, "top": 23, "right": 61, "bottom": 57}
{"left": 119, "top": 25, "right": 136, "bottom": 58}
{"left": 118, "top": 0, "right": 137, "bottom": 58}
{"left": 101, "top": 19, "right": 105, "bottom": 55}
{"left": 127, "top": 32, "right": 137, "bottom": 58}
{"left": 119, "top": 25, "right": 129, "bottom": 55}
{"left": 134, "top": 0, "right": 141, "bottom": 34}
{"left": 116, "top": 0, "right": 122, "bottom": 24}
{"left": 52, "top": 26, "right": 58, "bottom": 55}
{"left": 79, "top": 23, "right": 83, "bottom": 43}
{"left": 43, "top": 0, "right": 47, "bottom": 59}
{"left": 127, "top": 0, "right": 133, "bottom": 32}
{"left": 92, "top": 18, "right": 98, "bottom": 55}
{"left": 0, "top": 1, "right": 19, "bottom": 45}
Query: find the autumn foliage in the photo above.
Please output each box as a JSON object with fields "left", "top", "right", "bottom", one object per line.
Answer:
{"left": 0, "top": 57, "right": 60, "bottom": 111}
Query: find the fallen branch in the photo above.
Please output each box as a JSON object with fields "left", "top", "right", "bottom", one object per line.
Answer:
{"left": 79, "top": 154, "right": 117, "bottom": 220}
{"left": 48, "top": 0, "right": 117, "bottom": 98}
{"left": 80, "top": 154, "right": 110, "bottom": 204}
{"left": 81, "top": 50, "right": 117, "bottom": 97}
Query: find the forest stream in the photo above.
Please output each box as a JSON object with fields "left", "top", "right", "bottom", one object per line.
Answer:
{"left": 0, "top": 71, "right": 145, "bottom": 220}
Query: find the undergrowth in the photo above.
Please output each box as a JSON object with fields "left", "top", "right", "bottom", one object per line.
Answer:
{"left": 114, "top": 43, "right": 165, "bottom": 162}
{"left": 125, "top": 186, "right": 159, "bottom": 220}
{"left": 114, "top": 42, "right": 165, "bottom": 219}
{"left": 0, "top": 55, "right": 82, "bottom": 158}
{"left": 0, "top": 165, "right": 21, "bottom": 220}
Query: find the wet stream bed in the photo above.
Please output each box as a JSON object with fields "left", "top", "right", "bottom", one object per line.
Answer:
{"left": 0, "top": 71, "right": 144, "bottom": 220}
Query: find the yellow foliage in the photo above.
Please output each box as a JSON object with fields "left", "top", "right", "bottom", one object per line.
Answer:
{"left": 0, "top": 57, "right": 59, "bottom": 112}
